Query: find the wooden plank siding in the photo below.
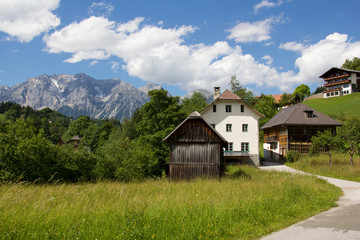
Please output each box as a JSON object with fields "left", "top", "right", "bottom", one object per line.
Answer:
{"left": 165, "top": 112, "right": 227, "bottom": 180}
{"left": 264, "top": 126, "right": 338, "bottom": 158}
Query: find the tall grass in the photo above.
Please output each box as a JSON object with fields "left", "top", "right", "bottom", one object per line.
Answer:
{"left": 0, "top": 166, "right": 341, "bottom": 240}
{"left": 288, "top": 153, "right": 360, "bottom": 182}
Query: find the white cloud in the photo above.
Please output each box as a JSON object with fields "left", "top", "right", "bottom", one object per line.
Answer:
{"left": 42, "top": 17, "right": 360, "bottom": 94}
{"left": 261, "top": 55, "right": 273, "bottom": 65}
{"left": 88, "top": 1, "right": 114, "bottom": 17}
{"left": 254, "top": 0, "right": 283, "bottom": 14}
{"left": 226, "top": 16, "right": 283, "bottom": 43}
{"left": 286, "top": 33, "right": 360, "bottom": 85}
{"left": 89, "top": 60, "right": 99, "bottom": 67}
{"left": 109, "top": 61, "right": 120, "bottom": 72}
{"left": 279, "top": 41, "right": 304, "bottom": 51}
{"left": 0, "top": 0, "right": 60, "bottom": 42}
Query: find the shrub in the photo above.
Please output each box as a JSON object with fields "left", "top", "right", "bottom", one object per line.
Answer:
{"left": 286, "top": 150, "right": 300, "bottom": 163}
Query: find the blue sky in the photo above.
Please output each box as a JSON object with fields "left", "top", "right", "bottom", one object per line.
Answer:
{"left": 1, "top": 0, "right": 360, "bottom": 97}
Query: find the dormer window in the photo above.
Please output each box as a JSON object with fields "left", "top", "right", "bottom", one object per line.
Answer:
{"left": 304, "top": 110, "right": 315, "bottom": 118}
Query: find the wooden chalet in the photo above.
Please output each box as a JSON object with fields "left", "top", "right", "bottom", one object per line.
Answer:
{"left": 164, "top": 111, "right": 227, "bottom": 180}
{"left": 261, "top": 103, "right": 342, "bottom": 161}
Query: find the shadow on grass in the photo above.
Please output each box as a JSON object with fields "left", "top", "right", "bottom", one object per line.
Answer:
{"left": 225, "top": 165, "right": 252, "bottom": 180}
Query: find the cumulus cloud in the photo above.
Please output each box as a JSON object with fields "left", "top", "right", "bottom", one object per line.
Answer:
{"left": 0, "top": 0, "right": 60, "bottom": 42}
{"left": 226, "top": 16, "right": 283, "bottom": 43}
{"left": 254, "top": 0, "right": 283, "bottom": 14}
{"left": 283, "top": 32, "right": 360, "bottom": 85}
{"left": 88, "top": 1, "right": 114, "bottom": 17}
{"left": 42, "top": 16, "right": 360, "bottom": 94}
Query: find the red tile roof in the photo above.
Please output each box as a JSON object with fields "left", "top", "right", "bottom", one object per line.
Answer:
{"left": 219, "top": 89, "right": 241, "bottom": 99}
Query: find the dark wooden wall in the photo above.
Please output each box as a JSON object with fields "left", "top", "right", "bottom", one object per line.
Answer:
{"left": 166, "top": 119, "right": 226, "bottom": 180}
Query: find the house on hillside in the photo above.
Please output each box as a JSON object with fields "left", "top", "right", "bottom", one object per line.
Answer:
{"left": 261, "top": 103, "right": 342, "bottom": 161}
{"left": 201, "top": 87, "right": 263, "bottom": 166}
{"left": 68, "top": 135, "right": 81, "bottom": 148}
{"left": 320, "top": 67, "right": 360, "bottom": 98}
{"left": 164, "top": 111, "right": 227, "bottom": 180}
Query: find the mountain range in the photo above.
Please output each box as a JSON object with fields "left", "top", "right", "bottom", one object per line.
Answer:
{"left": 0, "top": 73, "right": 161, "bottom": 120}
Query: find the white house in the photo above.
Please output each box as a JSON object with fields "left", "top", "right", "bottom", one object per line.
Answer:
{"left": 320, "top": 67, "right": 360, "bottom": 98}
{"left": 201, "top": 87, "right": 263, "bottom": 166}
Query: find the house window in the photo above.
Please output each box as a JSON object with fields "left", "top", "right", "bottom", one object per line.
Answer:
{"left": 226, "top": 124, "right": 232, "bottom": 132}
{"left": 241, "top": 142, "right": 249, "bottom": 152}
{"left": 227, "top": 142, "right": 233, "bottom": 152}
{"left": 241, "top": 105, "right": 244, "bottom": 112}
{"left": 213, "top": 105, "right": 216, "bottom": 112}
{"left": 226, "top": 105, "right": 232, "bottom": 112}
{"left": 210, "top": 124, "right": 215, "bottom": 129}
{"left": 242, "top": 124, "right": 248, "bottom": 132}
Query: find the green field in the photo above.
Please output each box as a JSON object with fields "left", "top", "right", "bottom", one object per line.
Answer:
{"left": 0, "top": 166, "right": 341, "bottom": 240}
{"left": 304, "top": 92, "right": 360, "bottom": 117}
{"left": 0, "top": 114, "right": 4, "bottom": 121}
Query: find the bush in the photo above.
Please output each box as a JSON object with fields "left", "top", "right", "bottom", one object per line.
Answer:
{"left": 286, "top": 150, "right": 300, "bottom": 163}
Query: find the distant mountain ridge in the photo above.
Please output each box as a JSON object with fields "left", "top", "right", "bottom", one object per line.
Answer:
{"left": 0, "top": 73, "right": 161, "bottom": 120}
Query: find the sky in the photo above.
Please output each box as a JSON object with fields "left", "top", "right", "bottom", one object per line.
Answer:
{"left": 1, "top": 0, "right": 360, "bottom": 97}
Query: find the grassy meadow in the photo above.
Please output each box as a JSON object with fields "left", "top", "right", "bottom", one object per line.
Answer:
{"left": 288, "top": 153, "right": 360, "bottom": 182}
{"left": 0, "top": 166, "right": 341, "bottom": 240}
{"left": 304, "top": 92, "right": 360, "bottom": 117}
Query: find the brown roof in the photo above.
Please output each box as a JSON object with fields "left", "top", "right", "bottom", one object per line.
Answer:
{"left": 261, "top": 103, "right": 343, "bottom": 129}
{"left": 219, "top": 89, "right": 241, "bottom": 100}
{"left": 256, "top": 94, "right": 282, "bottom": 103}
{"left": 201, "top": 89, "right": 263, "bottom": 118}
{"left": 319, "top": 67, "right": 360, "bottom": 78}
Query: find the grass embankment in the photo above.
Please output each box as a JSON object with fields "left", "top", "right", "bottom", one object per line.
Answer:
{"left": 0, "top": 166, "right": 341, "bottom": 240}
{"left": 304, "top": 92, "right": 360, "bottom": 117}
{"left": 288, "top": 153, "right": 360, "bottom": 182}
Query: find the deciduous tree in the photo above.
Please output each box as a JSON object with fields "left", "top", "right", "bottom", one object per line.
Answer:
{"left": 310, "top": 129, "right": 341, "bottom": 167}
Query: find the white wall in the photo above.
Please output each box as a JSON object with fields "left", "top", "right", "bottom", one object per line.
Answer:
{"left": 202, "top": 100, "right": 261, "bottom": 155}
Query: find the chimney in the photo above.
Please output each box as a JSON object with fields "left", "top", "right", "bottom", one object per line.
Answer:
{"left": 213, "top": 87, "right": 220, "bottom": 101}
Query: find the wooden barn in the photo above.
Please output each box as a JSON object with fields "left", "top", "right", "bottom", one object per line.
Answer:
{"left": 164, "top": 111, "right": 227, "bottom": 180}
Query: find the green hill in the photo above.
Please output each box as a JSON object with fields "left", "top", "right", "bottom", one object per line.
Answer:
{"left": 304, "top": 92, "right": 360, "bottom": 117}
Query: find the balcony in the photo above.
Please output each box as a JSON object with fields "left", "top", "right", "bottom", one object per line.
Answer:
{"left": 324, "top": 79, "right": 351, "bottom": 87}
{"left": 323, "top": 88, "right": 341, "bottom": 93}
{"left": 324, "top": 73, "right": 350, "bottom": 81}
{"left": 265, "top": 136, "right": 278, "bottom": 143}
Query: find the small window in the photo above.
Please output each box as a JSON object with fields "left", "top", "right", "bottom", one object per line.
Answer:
{"left": 241, "top": 142, "right": 249, "bottom": 152}
{"left": 227, "top": 142, "right": 233, "bottom": 152}
{"left": 226, "top": 105, "right": 232, "bottom": 112}
{"left": 306, "top": 111, "right": 314, "bottom": 118}
{"left": 241, "top": 105, "right": 244, "bottom": 112}
{"left": 213, "top": 105, "right": 216, "bottom": 112}
{"left": 226, "top": 124, "right": 232, "bottom": 132}
{"left": 210, "top": 124, "right": 215, "bottom": 129}
{"left": 242, "top": 124, "right": 248, "bottom": 132}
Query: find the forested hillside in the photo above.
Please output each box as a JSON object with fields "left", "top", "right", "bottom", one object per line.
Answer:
{"left": 0, "top": 89, "right": 210, "bottom": 182}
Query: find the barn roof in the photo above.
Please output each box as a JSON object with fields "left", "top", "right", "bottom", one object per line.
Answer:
{"left": 261, "top": 103, "right": 343, "bottom": 130}
{"left": 164, "top": 111, "right": 227, "bottom": 143}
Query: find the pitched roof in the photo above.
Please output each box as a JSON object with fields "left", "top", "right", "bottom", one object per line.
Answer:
{"left": 319, "top": 67, "right": 360, "bottom": 78}
{"left": 261, "top": 103, "right": 343, "bottom": 129}
{"left": 164, "top": 111, "right": 227, "bottom": 143}
{"left": 219, "top": 89, "right": 241, "bottom": 100}
{"left": 200, "top": 89, "right": 264, "bottom": 118}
